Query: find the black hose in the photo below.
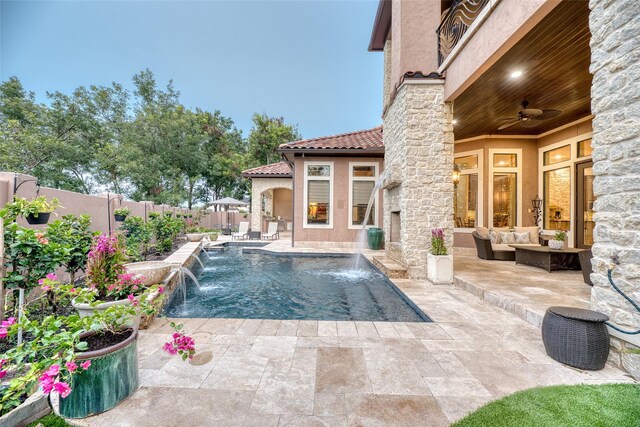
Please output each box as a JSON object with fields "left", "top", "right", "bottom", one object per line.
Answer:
{"left": 605, "top": 267, "right": 640, "bottom": 335}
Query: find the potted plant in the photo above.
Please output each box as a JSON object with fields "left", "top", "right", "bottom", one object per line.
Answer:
{"left": 549, "top": 230, "right": 566, "bottom": 250}
{"left": 70, "top": 234, "right": 146, "bottom": 325}
{"left": 113, "top": 207, "right": 130, "bottom": 222}
{"left": 427, "top": 228, "right": 453, "bottom": 284}
{"left": 7, "top": 196, "right": 61, "bottom": 225}
{"left": 0, "top": 277, "right": 195, "bottom": 420}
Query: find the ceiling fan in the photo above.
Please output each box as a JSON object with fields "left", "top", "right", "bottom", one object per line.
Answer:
{"left": 497, "top": 101, "right": 562, "bottom": 130}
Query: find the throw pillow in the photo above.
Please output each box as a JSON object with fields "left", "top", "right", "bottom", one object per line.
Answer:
{"left": 499, "top": 231, "right": 516, "bottom": 244}
{"left": 515, "top": 227, "right": 540, "bottom": 244}
{"left": 514, "top": 231, "right": 531, "bottom": 244}
{"left": 476, "top": 226, "right": 490, "bottom": 239}
{"left": 489, "top": 230, "right": 499, "bottom": 244}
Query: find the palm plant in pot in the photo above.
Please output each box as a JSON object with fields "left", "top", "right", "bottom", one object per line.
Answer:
{"left": 113, "top": 207, "right": 130, "bottom": 222}
{"left": 427, "top": 228, "right": 453, "bottom": 285}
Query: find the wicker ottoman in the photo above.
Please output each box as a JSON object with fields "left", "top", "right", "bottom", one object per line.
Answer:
{"left": 541, "top": 306, "right": 610, "bottom": 370}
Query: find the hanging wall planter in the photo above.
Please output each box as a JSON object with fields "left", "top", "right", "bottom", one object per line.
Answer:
{"left": 113, "top": 208, "right": 130, "bottom": 222}
{"left": 58, "top": 328, "right": 139, "bottom": 419}
{"left": 25, "top": 212, "right": 51, "bottom": 225}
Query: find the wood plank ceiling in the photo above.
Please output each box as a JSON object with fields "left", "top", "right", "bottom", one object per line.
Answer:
{"left": 452, "top": 0, "right": 592, "bottom": 140}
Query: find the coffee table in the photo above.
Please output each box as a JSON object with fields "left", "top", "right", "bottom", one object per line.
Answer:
{"left": 508, "top": 245, "right": 585, "bottom": 272}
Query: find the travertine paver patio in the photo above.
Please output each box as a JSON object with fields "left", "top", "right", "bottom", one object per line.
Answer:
{"left": 453, "top": 247, "right": 591, "bottom": 327}
{"left": 79, "top": 268, "right": 634, "bottom": 427}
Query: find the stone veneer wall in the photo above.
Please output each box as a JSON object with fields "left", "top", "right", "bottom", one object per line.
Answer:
{"left": 383, "top": 81, "right": 454, "bottom": 278}
{"left": 589, "top": 0, "right": 640, "bottom": 379}
{"left": 249, "top": 177, "right": 293, "bottom": 232}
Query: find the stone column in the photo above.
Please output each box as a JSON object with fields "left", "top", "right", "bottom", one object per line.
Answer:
{"left": 383, "top": 79, "right": 454, "bottom": 278}
{"left": 589, "top": 0, "right": 640, "bottom": 378}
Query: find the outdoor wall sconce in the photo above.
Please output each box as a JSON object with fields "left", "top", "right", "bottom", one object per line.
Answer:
{"left": 452, "top": 164, "right": 461, "bottom": 189}
{"left": 532, "top": 195, "right": 542, "bottom": 227}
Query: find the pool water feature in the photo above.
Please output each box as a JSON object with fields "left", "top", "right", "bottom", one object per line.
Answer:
{"left": 164, "top": 246, "right": 429, "bottom": 322}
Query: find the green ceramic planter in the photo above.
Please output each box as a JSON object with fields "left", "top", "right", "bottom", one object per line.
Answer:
{"left": 367, "top": 227, "right": 384, "bottom": 250}
{"left": 59, "top": 330, "right": 138, "bottom": 419}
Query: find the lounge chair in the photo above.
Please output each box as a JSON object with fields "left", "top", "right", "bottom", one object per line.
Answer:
{"left": 472, "top": 231, "right": 515, "bottom": 261}
{"left": 262, "top": 222, "right": 279, "bottom": 240}
{"left": 232, "top": 222, "right": 249, "bottom": 240}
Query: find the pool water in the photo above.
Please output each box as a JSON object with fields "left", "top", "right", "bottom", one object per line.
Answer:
{"left": 163, "top": 246, "right": 429, "bottom": 322}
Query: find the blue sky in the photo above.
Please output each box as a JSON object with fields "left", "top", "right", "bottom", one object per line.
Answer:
{"left": 1, "top": 0, "right": 383, "bottom": 139}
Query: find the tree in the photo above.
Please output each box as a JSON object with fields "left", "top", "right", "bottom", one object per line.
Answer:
{"left": 246, "top": 113, "right": 301, "bottom": 167}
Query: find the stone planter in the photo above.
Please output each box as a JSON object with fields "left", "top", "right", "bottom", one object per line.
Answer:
{"left": 207, "top": 233, "right": 219, "bottom": 241}
{"left": 427, "top": 253, "right": 453, "bottom": 285}
{"left": 0, "top": 389, "right": 50, "bottom": 427}
{"left": 549, "top": 239, "right": 564, "bottom": 250}
{"left": 186, "top": 233, "right": 206, "bottom": 242}
{"left": 124, "top": 261, "right": 172, "bottom": 286}
{"left": 59, "top": 329, "right": 139, "bottom": 419}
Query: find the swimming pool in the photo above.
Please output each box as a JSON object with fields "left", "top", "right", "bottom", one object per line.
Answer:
{"left": 163, "top": 246, "right": 429, "bottom": 322}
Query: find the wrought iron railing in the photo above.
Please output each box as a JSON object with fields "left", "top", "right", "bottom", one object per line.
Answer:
{"left": 437, "top": 0, "right": 490, "bottom": 65}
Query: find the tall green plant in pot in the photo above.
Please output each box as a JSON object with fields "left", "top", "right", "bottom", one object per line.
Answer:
{"left": 427, "top": 228, "right": 453, "bottom": 284}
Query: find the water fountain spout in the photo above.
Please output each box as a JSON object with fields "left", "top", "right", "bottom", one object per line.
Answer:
{"left": 179, "top": 267, "right": 202, "bottom": 290}
{"left": 354, "top": 170, "right": 389, "bottom": 270}
{"left": 188, "top": 253, "right": 205, "bottom": 270}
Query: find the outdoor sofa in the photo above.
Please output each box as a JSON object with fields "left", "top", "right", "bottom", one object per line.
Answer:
{"left": 472, "top": 226, "right": 541, "bottom": 261}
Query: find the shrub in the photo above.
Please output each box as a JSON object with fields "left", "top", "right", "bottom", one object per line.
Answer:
{"left": 119, "top": 216, "right": 152, "bottom": 262}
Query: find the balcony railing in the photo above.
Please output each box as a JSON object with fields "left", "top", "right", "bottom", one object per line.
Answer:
{"left": 437, "top": 0, "right": 490, "bottom": 66}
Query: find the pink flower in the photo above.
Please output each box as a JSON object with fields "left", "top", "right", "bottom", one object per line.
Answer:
{"left": 46, "top": 273, "right": 58, "bottom": 281}
{"left": 45, "top": 364, "right": 60, "bottom": 377}
{"left": 162, "top": 342, "right": 178, "bottom": 356}
{"left": 38, "top": 278, "right": 45, "bottom": 285}
{"left": 80, "top": 360, "right": 91, "bottom": 370}
{"left": 53, "top": 381, "right": 72, "bottom": 398}
{"left": 1, "top": 318, "right": 16, "bottom": 327}
{"left": 69, "top": 288, "right": 76, "bottom": 293}
{"left": 0, "top": 328, "right": 7, "bottom": 339}
{"left": 158, "top": 286, "right": 164, "bottom": 293}
{"left": 41, "top": 285, "right": 51, "bottom": 292}
{"left": 0, "top": 370, "right": 6, "bottom": 380}
{"left": 65, "top": 361, "right": 78, "bottom": 373}
{"left": 39, "top": 374, "right": 54, "bottom": 393}
{"left": 127, "top": 294, "right": 138, "bottom": 306}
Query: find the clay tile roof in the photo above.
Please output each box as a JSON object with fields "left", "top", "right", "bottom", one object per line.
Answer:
{"left": 278, "top": 126, "right": 383, "bottom": 152}
{"left": 241, "top": 162, "right": 292, "bottom": 178}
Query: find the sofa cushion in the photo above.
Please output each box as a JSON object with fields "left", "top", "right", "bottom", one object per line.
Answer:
{"left": 492, "top": 244, "right": 516, "bottom": 252}
{"left": 476, "top": 226, "right": 490, "bottom": 239}
{"left": 499, "top": 231, "right": 516, "bottom": 244}
{"left": 514, "top": 231, "right": 531, "bottom": 244}
{"left": 515, "top": 226, "right": 540, "bottom": 244}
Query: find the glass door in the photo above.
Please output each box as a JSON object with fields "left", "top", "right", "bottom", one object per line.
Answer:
{"left": 576, "top": 161, "right": 595, "bottom": 248}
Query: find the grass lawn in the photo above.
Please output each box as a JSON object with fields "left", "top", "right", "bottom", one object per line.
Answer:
{"left": 453, "top": 384, "right": 640, "bottom": 427}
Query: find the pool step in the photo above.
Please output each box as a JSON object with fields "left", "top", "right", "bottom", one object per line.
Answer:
{"left": 372, "top": 256, "right": 408, "bottom": 279}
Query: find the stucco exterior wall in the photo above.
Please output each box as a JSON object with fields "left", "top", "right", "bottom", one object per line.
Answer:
{"left": 249, "top": 177, "right": 293, "bottom": 232}
{"left": 589, "top": 0, "right": 640, "bottom": 379}
{"left": 293, "top": 156, "right": 384, "bottom": 245}
{"left": 0, "top": 172, "right": 241, "bottom": 234}
{"left": 382, "top": 81, "right": 454, "bottom": 278}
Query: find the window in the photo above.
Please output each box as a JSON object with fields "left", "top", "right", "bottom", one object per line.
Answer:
{"left": 543, "top": 167, "right": 571, "bottom": 230}
{"left": 454, "top": 151, "right": 482, "bottom": 229}
{"left": 489, "top": 149, "right": 521, "bottom": 228}
{"left": 543, "top": 145, "right": 571, "bottom": 166}
{"left": 578, "top": 139, "right": 593, "bottom": 158}
{"left": 349, "top": 163, "right": 378, "bottom": 227}
{"left": 304, "top": 162, "right": 333, "bottom": 227}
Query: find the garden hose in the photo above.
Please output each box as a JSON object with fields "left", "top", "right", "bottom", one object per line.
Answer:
{"left": 605, "top": 257, "right": 640, "bottom": 335}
